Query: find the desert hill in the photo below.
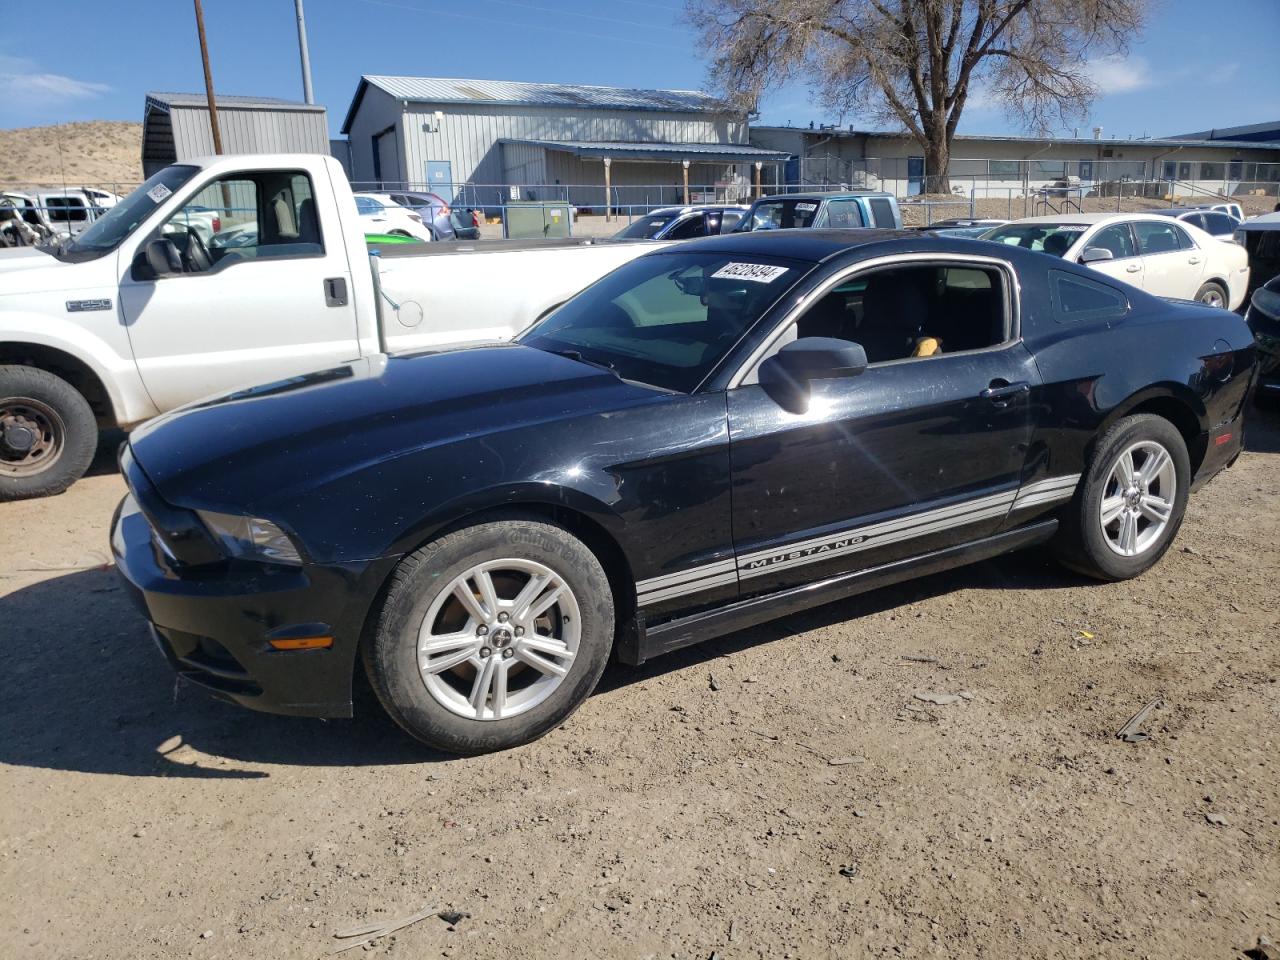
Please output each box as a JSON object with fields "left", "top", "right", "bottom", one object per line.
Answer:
{"left": 0, "top": 121, "right": 143, "bottom": 189}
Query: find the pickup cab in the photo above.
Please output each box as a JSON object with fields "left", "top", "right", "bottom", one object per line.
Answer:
{"left": 0, "top": 153, "right": 665, "bottom": 500}
{"left": 733, "top": 191, "right": 902, "bottom": 232}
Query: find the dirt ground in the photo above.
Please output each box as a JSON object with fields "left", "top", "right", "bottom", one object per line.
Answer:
{"left": 1, "top": 407, "right": 1277, "bottom": 960}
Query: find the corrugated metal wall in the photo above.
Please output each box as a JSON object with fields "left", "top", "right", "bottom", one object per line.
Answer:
{"left": 344, "top": 92, "right": 748, "bottom": 196}
{"left": 168, "top": 105, "right": 329, "bottom": 160}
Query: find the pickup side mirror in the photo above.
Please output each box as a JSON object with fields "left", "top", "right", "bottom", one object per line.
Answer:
{"left": 138, "top": 237, "right": 183, "bottom": 280}
{"left": 1080, "top": 246, "right": 1115, "bottom": 264}
{"left": 758, "top": 336, "right": 868, "bottom": 413}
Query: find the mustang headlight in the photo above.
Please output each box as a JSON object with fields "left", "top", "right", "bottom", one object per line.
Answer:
{"left": 196, "top": 510, "right": 302, "bottom": 565}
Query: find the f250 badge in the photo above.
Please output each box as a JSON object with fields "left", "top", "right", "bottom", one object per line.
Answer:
{"left": 66, "top": 299, "right": 113, "bottom": 313}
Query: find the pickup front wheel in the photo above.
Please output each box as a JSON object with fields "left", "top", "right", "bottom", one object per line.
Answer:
{"left": 0, "top": 365, "right": 98, "bottom": 500}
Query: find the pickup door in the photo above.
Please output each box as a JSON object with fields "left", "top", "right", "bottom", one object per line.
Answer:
{"left": 118, "top": 168, "right": 360, "bottom": 410}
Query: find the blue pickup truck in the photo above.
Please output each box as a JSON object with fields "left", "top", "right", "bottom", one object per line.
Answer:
{"left": 733, "top": 190, "right": 902, "bottom": 232}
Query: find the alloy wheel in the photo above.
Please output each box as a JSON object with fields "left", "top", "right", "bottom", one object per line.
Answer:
{"left": 1099, "top": 440, "right": 1176, "bottom": 557}
{"left": 417, "top": 558, "right": 580, "bottom": 721}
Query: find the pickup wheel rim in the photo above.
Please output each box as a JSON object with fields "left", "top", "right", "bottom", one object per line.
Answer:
{"left": 417, "top": 558, "right": 581, "bottom": 721}
{"left": 1099, "top": 440, "right": 1176, "bottom": 558}
{"left": 0, "top": 397, "right": 64, "bottom": 477}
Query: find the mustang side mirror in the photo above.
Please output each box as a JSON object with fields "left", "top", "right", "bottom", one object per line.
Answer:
{"left": 140, "top": 237, "right": 183, "bottom": 279}
{"left": 758, "top": 337, "right": 868, "bottom": 414}
{"left": 1080, "top": 247, "right": 1114, "bottom": 264}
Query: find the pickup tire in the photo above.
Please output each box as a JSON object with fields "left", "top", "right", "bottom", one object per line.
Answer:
{"left": 363, "top": 516, "right": 615, "bottom": 754}
{"left": 1053, "top": 414, "right": 1190, "bottom": 581}
{"left": 0, "top": 365, "right": 98, "bottom": 500}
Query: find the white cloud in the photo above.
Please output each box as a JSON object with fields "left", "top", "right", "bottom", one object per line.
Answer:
{"left": 1086, "top": 54, "right": 1153, "bottom": 95}
{"left": 0, "top": 55, "right": 109, "bottom": 104}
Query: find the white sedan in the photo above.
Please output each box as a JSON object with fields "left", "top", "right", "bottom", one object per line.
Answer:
{"left": 352, "top": 193, "right": 434, "bottom": 242}
{"left": 983, "top": 213, "right": 1249, "bottom": 309}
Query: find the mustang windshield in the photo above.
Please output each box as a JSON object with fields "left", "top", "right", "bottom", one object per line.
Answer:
{"left": 521, "top": 251, "right": 808, "bottom": 392}
{"left": 61, "top": 165, "right": 201, "bottom": 257}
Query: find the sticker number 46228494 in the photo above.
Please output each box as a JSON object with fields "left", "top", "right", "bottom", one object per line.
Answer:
{"left": 711, "top": 262, "right": 790, "bottom": 284}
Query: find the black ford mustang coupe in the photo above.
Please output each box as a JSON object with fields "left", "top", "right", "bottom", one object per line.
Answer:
{"left": 111, "top": 231, "right": 1257, "bottom": 753}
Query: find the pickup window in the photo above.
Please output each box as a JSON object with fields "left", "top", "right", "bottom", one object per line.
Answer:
{"left": 153, "top": 171, "right": 323, "bottom": 275}
{"left": 869, "top": 197, "right": 897, "bottom": 227}
{"left": 821, "top": 199, "right": 864, "bottom": 228}
{"left": 45, "top": 197, "right": 88, "bottom": 222}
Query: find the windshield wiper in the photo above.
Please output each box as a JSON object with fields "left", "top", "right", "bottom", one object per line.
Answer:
{"left": 544, "top": 348, "right": 621, "bottom": 378}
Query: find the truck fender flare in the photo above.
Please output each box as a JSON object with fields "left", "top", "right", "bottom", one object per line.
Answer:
{"left": 0, "top": 316, "right": 148, "bottom": 427}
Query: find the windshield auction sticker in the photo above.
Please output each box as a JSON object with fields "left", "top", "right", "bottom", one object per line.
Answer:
{"left": 147, "top": 183, "right": 173, "bottom": 204}
{"left": 712, "top": 262, "right": 790, "bottom": 284}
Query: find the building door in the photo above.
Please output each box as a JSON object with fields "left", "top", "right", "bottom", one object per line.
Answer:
{"left": 425, "top": 161, "right": 453, "bottom": 200}
{"left": 907, "top": 156, "right": 924, "bottom": 196}
{"left": 373, "top": 126, "right": 398, "bottom": 187}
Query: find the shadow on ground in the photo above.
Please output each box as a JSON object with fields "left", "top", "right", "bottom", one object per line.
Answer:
{"left": 0, "top": 547, "right": 1079, "bottom": 780}
{"left": 4, "top": 405, "right": 1274, "bottom": 779}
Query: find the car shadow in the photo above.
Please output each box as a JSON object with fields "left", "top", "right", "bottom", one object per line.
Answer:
{"left": 2, "top": 548, "right": 1081, "bottom": 779}
{"left": 1244, "top": 402, "right": 1280, "bottom": 454}
{"left": 5, "top": 408, "right": 1273, "bottom": 778}
{"left": 1, "top": 564, "right": 441, "bottom": 779}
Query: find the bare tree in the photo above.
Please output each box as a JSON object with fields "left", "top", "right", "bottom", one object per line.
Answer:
{"left": 690, "top": 0, "right": 1147, "bottom": 192}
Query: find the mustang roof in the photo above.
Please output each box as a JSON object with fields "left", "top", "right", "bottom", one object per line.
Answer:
{"left": 657, "top": 228, "right": 923, "bottom": 262}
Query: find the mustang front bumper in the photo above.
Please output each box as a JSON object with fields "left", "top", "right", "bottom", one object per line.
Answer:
{"left": 110, "top": 493, "right": 395, "bottom": 718}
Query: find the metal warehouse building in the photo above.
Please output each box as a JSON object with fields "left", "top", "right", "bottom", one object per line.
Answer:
{"left": 339, "top": 76, "right": 788, "bottom": 209}
{"left": 142, "top": 92, "right": 330, "bottom": 178}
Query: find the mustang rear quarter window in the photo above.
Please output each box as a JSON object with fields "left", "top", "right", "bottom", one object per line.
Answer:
{"left": 1049, "top": 270, "right": 1128, "bottom": 323}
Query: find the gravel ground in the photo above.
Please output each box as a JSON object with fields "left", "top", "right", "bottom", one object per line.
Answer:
{"left": 1, "top": 410, "right": 1277, "bottom": 960}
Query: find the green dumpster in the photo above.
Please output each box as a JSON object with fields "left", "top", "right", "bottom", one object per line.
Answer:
{"left": 504, "top": 200, "right": 573, "bottom": 239}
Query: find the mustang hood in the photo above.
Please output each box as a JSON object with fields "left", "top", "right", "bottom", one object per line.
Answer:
{"left": 129, "top": 343, "right": 664, "bottom": 517}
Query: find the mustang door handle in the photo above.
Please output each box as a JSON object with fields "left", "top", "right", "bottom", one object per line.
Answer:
{"left": 980, "top": 380, "right": 1030, "bottom": 405}
{"left": 1125, "top": 263, "right": 1141, "bottom": 273}
{"left": 324, "top": 277, "right": 348, "bottom": 307}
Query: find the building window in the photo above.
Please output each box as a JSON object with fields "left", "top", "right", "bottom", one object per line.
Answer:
{"left": 1178, "top": 161, "right": 1193, "bottom": 180}
{"left": 1200, "top": 162, "right": 1224, "bottom": 180}
{"left": 989, "top": 159, "right": 1020, "bottom": 178}
{"left": 1162, "top": 161, "right": 1176, "bottom": 179}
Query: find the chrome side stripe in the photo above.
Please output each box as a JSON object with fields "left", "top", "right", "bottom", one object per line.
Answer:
{"left": 1011, "top": 473, "right": 1081, "bottom": 511}
{"left": 736, "top": 492, "right": 1016, "bottom": 580}
{"left": 634, "top": 475, "right": 1081, "bottom": 607}
{"left": 636, "top": 558, "right": 737, "bottom": 605}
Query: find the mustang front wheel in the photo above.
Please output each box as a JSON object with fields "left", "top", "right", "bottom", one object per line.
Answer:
{"left": 1053, "top": 414, "right": 1190, "bottom": 581}
{"left": 363, "top": 517, "right": 615, "bottom": 753}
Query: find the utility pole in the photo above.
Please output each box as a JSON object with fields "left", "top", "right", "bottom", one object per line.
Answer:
{"left": 294, "top": 0, "right": 315, "bottom": 105}
{"left": 193, "top": 0, "right": 223, "bottom": 153}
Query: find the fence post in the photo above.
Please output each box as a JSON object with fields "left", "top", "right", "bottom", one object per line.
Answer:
{"left": 754, "top": 161, "right": 762, "bottom": 199}
{"left": 603, "top": 158, "right": 612, "bottom": 222}
{"left": 969, "top": 185, "right": 975, "bottom": 219}
{"left": 682, "top": 160, "right": 690, "bottom": 205}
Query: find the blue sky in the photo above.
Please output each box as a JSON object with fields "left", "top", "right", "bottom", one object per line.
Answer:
{"left": 1, "top": 0, "right": 1276, "bottom": 139}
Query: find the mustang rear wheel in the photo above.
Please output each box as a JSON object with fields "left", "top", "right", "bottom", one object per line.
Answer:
{"left": 1053, "top": 414, "right": 1190, "bottom": 581}
{"left": 363, "top": 517, "right": 615, "bottom": 754}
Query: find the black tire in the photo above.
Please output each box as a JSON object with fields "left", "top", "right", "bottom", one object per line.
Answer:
{"left": 1053, "top": 413, "right": 1191, "bottom": 581}
{"left": 1194, "top": 281, "right": 1227, "bottom": 309}
{"left": 363, "top": 516, "right": 615, "bottom": 754}
{"left": 0, "top": 365, "right": 98, "bottom": 501}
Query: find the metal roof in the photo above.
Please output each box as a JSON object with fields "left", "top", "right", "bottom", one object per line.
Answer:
{"left": 750, "top": 125, "right": 1280, "bottom": 152}
{"left": 146, "top": 91, "right": 325, "bottom": 113}
{"left": 501, "top": 139, "right": 789, "bottom": 162}
{"left": 343, "top": 76, "right": 732, "bottom": 132}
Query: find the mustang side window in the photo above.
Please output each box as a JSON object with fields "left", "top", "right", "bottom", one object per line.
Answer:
{"left": 1049, "top": 270, "right": 1128, "bottom": 323}
{"left": 745, "top": 262, "right": 1008, "bottom": 381}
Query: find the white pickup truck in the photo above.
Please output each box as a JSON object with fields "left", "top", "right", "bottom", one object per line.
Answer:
{"left": 0, "top": 153, "right": 665, "bottom": 500}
